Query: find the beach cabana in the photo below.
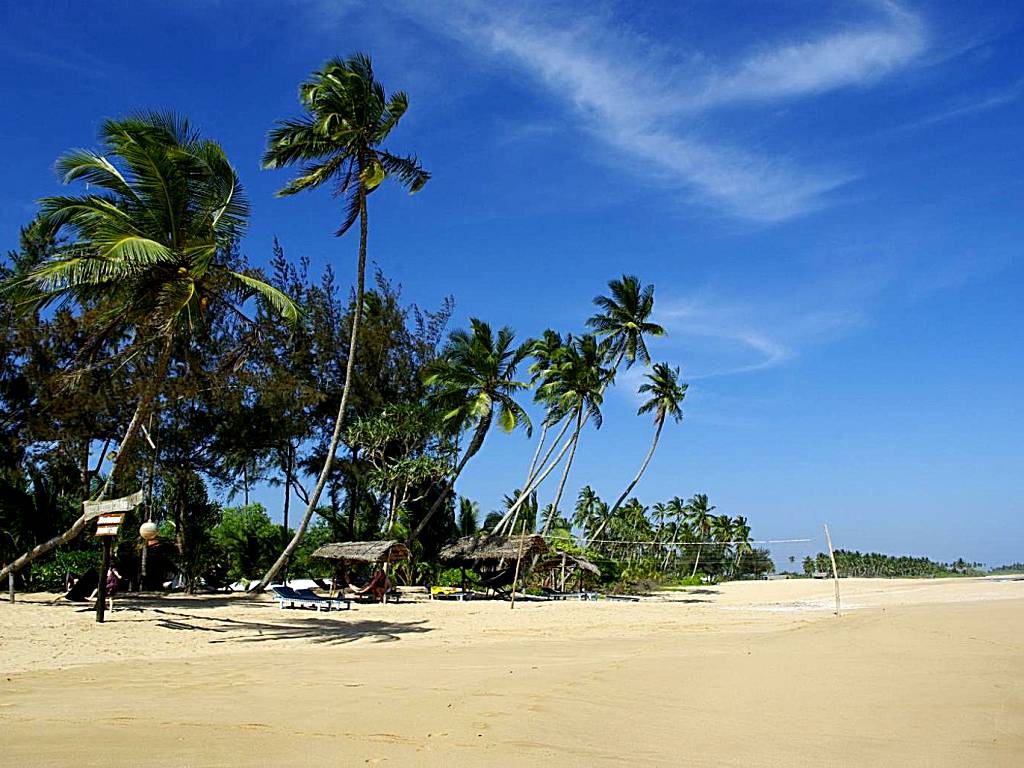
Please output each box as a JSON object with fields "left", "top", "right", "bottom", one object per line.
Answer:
{"left": 438, "top": 534, "right": 549, "bottom": 597}
{"left": 310, "top": 540, "right": 411, "bottom": 565}
{"left": 439, "top": 533, "right": 548, "bottom": 565}
{"left": 310, "top": 540, "right": 411, "bottom": 602}
{"left": 538, "top": 551, "right": 599, "bottom": 583}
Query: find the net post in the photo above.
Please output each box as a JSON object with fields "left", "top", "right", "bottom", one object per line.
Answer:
{"left": 823, "top": 523, "right": 840, "bottom": 616}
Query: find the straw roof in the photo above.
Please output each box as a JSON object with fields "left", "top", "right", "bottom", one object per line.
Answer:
{"left": 537, "top": 551, "right": 601, "bottom": 576}
{"left": 439, "top": 533, "right": 548, "bottom": 563}
{"left": 310, "top": 540, "right": 410, "bottom": 564}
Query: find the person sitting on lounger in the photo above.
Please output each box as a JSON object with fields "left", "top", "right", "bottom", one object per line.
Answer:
{"left": 349, "top": 570, "right": 391, "bottom": 602}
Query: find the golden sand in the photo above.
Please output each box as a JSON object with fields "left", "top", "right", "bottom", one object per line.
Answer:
{"left": 1, "top": 576, "right": 1022, "bottom": 766}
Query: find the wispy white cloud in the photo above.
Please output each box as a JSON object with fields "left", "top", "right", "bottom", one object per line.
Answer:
{"left": 398, "top": 0, "right": 927, "bottom": 222}
{"left": 692, "top": 1, "right": 925, "bottom": 109}
{"left": 885, "top": 77, "right": 1024, "bottom": 135}
{"left": 649, "top": 291, "right": 869, "bottom": 378}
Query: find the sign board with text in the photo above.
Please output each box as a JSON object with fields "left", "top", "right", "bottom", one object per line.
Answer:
{"left": 83, "top": 490, "right": 143, "bottom": 521}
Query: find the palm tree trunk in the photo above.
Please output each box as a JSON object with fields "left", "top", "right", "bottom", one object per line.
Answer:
{"left": 587, "top": 416, "right": 665, "bottom": 546}
{"left": 540, "top": 408, "right": 583, "bottom": 536}
{"left": 493, "top": 416, "right": 580, "bottom": 534}
{"left": 410, "top": 408, "right": 492, "bottom": 539}
{"left": 255, "top": 178, "right": 369, "bottom": 591}
{"left": 691, "top": 544, "right": 702, "bottom": 578}
{"left": 0, "top": 333, "right": 175, "bottom": 583}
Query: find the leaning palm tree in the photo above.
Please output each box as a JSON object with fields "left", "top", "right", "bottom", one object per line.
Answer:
{"left": 687, "top": 493, "right": 716, "bottom": 577}
{"left": 0, "top": 113, "right": 295, "bottom": 582}
{"left": 492, "top": 334, "right": 609, "bottom": 536}
{"left": 588, "top": 363, "right": 686, "bottom": 544}
{"left": 410, "top": 319, "right": 532, "bottom": 539}
{"left": 255, "top": 53, "right": 428, "bottom": 589}
{"left": 587, "top": 274, "right": 665, "bottom": 370}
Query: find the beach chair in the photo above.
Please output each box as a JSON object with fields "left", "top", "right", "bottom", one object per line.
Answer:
{"left": 541, "top": 587, "right": 600, "bottom": 601}
{"left": 295, "top": 588, "right": 351, "bottom": 611}
{"left": 430, "top": 585, "right": 472, "bottom": 601}
{"left": 602, "top": 593, "right": 641, "bottom": 602}
{"left": 271, "top": 585, "right": 339, "bottom": 612}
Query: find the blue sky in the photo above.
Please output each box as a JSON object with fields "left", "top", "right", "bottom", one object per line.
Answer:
{"left": 2, "top": 1, "right": 1021, "bottom": 565}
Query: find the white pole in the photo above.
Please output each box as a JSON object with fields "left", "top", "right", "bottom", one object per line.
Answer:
{"left": 823, "top": 524, "right": 840, "bottom": 616}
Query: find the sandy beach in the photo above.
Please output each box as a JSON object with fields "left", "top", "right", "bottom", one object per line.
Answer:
{"left": 2, "top": 577, "right": 1022, "bottom": 766}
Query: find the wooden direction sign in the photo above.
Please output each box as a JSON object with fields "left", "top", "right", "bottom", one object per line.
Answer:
{"left": 94, "top": 512, "right": 126, "bottom": 537}
{"left": 83, "top": 490, "right": 143, "bottom": 521}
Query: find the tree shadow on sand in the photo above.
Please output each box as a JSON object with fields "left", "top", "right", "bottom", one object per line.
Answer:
{"left": 107, "top": 605, "right": 433, "bottom": 646}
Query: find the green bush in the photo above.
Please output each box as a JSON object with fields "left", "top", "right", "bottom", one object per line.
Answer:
{"left": 27, "top": 550, "right": 102, "bottom": 592}
{"left": 432, "top": 567, "right": 481, "bottom": 587}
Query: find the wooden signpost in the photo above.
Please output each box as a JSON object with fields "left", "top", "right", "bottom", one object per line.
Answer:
{"left": 86, "top": 491, "right": 141, "bottom": 624}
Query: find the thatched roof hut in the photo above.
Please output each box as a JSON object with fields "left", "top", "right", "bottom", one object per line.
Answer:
{"left": 311, "top": 540, "right": 411, "bottom": 564}
{"left": 439, "top": 533, "right": 548, "bottom": 564}
{"left": 537, "top": 551, "right": 601, "bottom": 576}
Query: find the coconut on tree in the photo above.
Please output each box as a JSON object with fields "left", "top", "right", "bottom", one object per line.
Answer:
{"left": 255, "top": 53, "right": 429, "bottom": 590}
{"left": 0, "top": 113, "right": 296, "bottom": 583}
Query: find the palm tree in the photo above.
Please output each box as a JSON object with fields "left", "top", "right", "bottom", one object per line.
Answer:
{"left": 410, "top": 320, "right": 532, "bottom": 538}
{"left": 661, "top": 495, "right": 692, "bottom": 570}
{"left": 492, "top": 334, "right": 609, "bottom": 536}
{"left": 573, "top": 485, "right": 604, "bottom": 540}
{"left": 520, "top": 330, "right": 573, "bottom": 489}
{"left": 0, "top": 113, "right": 295, "bottom": 583}
{"left": 537, "top": 334, "right": 610, "bottom": 534}
{"left": 686, "top": 493, "right": 716, "bottom": 578}
{"left": 589, "top": 363, "right": 686, "bottom": 544}
{"left": 711, "top": 514, "right": 734, "bottom": 575}
{"left": 586, "top": 274, "right": 665, "bottom": 370}
{"left": 256, "top": 54, "right": 428, "bottom": 589}
{"left": 732, "top": 515, "right": 752, "bottom": 569}
{"left": 457, "top": 497, "right": 479, "bottom": 537}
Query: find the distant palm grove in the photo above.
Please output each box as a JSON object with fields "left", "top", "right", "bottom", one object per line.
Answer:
{"left": 803, "top": 550, "right": 984, "bottom": 579}
{"left": 0, "top": 53, "right": 778, "bottom": 594}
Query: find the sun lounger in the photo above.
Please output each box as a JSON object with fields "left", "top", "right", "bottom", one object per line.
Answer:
{"left": 271, "top": 585, "right": 347, "bottom": 612}
{"left": 541, "top": 588, "right": 600, "bottom": 601}
{"left": 430, "top": 585, "right": 472, "bottom": 601}
{"left": 295, "top": 587, "right": 351, "bottom": 611}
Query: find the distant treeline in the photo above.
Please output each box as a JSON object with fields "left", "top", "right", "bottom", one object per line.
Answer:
{"left": 802, "top": 550, "right": 983, "bottom": 578}
{"left": 989, "top": 563, "right": 1024, "bottom": 574}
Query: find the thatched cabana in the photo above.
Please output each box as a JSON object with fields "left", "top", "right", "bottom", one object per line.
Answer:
{"left": 537, "top": 552, "right": 600, "bottom": 576}
{"left": 537, "top": 551, "right": 601, "bottom": 592}
{"left": 311, "top": 540, "right": 410, "bottom": 564}
{"left": 439, "top": 533, "right": 548, "bottom": 564}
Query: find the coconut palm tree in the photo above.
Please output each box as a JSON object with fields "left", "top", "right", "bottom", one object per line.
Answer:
{"left": 492, "top": 334, "right": 610, "bottom": 536}
{"left": 573, "top": 485, "right": 604, "bottom": 540}
{"left": 588, "top": 363, "right": 686, "bottom": 544}
{"left": 457, "top": 497, "right": 479, "bottom": 537}
{"left": 520, "top": 330, "right": 572, "bottom": 489}
{"left": 0, "top": 113, "right": 295, "bottom": 583}
{"left": 256, "top": 53, "right": 428, "bottom": 589}
{"left": 686, "top": 493, "right": 716, "bottom": 577}
{"left": 732, "top": 515, "right": 752, "bottom": 569}
{"left": 586, "top": 274, "right": 665, "bottom": 370}
{"left": 410, "top": 320, "right": 532, "bottom": 538}
{"left": 711, "top": 514, "right": 735, "bottom": 575}
{"left": 661, "top": 495, "right": 692, "bottom": 570}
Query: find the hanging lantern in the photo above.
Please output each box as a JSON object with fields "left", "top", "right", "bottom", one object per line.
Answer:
{"left": 139, "top": 521, "right": 159, "bottom": 541}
